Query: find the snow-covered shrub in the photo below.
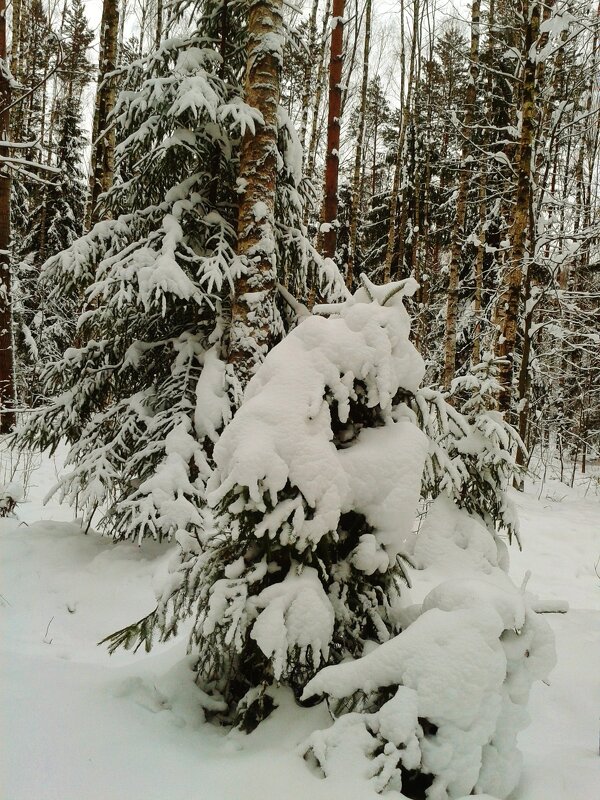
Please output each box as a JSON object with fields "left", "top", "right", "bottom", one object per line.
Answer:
{"left": 15, "top": 2, "right": 344, "bottom": 543}
{"left": 408, "top": 353, "right": 524, "bottom": 545}
{"left": 106, "top": 276, "right": 428, "bottom": 727}
{"left": 302, "top": 500, "right": 556, "bottom": 800}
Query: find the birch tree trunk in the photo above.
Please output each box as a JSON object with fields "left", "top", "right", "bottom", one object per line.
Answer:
{"left": 495, "top": 0, "right": 540, "bottom": 412}
{"left": 347, "top": 0, "right": 371, "bottom": 288}
{"left": 86, "top": 0, "right": 119, "bottom": 228}
{"left": 318, "top": 0, "right": 345, "bottom": 260}
{"left": 228, "top": 0, "right": 283, "bottom": 392}
{"left": 9, "top": 0, "right": 22, "bottom": 79}
{"left": 0, "top": 0, "right": 16, "bottom": 433}
{"left": 514, "top": 0, "right": 554, "bottom": 476}
{"left": 442, "top": 0, "right": 480, "bottom": 389}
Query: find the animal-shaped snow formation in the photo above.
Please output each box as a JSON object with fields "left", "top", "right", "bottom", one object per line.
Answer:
{"left": 302, "top": 499, "right": 556, "bottom": 800}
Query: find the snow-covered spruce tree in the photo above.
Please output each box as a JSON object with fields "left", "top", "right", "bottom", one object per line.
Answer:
{"left": 17, "top": 0, "right": 344, "bottom": 542}
{"left": 105, "top": 277, "right": 429, "bottom": 727}
{"left": 14, "top": 100, "right": 91, "bottom": 403}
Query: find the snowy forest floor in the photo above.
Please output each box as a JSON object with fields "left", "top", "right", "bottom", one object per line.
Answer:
{"left": 1, "top": 450, "right": 599, "bottom": 800}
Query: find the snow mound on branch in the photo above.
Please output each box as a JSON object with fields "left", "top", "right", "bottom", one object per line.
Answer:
{"left": 251, "top": 567, "right": 335, "bottom": 679}
{"left": 413, "top": 495, "right": 501, "bottom": 575}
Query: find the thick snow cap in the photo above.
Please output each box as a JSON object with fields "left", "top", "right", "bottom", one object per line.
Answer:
{"left": 207, "top": 275, "right": 427, "bottom": 562}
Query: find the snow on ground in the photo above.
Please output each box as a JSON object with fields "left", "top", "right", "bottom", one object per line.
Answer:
{"left": 1, "top": 451, "right": 599, "bottom": 800}
{"left": 509, "top": 476, "right": 600, "bottom": 800}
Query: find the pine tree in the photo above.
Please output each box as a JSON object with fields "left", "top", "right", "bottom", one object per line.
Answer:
{"left": 16, "top": 0, "right": 344, "bottom": 542}
{"left": 104, "top": 277, "right": 428, "bottom": 729}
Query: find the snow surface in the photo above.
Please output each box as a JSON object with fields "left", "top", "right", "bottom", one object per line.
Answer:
{"left": 1, "top": 452, "right": 599, "bottom": 800}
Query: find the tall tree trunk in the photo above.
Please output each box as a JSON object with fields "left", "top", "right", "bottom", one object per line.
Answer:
{"left": 442, "top": 0, "right": 480, "bottom": 390}
{"left": 155, "top": 0, "right": 163, "bottom": 48}
{"left": 305, "top": 0, "right": 331, "bottom": 191}
{"left": 495, "top": 0, "right": 540, "bottom": 412}
{"left": 514, "top": 194, "right": 536, "bottom": 481}
{"left": 300, "top": 0, "right": 319, "bottom": 162}
{"left": 0, "top": 0, "right": 16, "bottom": 433}
{"left": 318, "top": 0, "right": 345, "bottom": 260}
{"left": 86, "top": 0, "right": 119, "bottom": 229}
{"left": 385, "top": 0, "right": 420, "bottom": 280}
{"left": 9, "top": 0, "right": 22, "bottom": 80}
{"left": 228, "top": 0, "right": 283, "bottom": 392}
{"left": 383, "top": 0, "right": 406, "bottom": 282}
{"left": 347, "top": 0, "right": 371, "bottom": 288}
{"left": 471, "top": 171, "right": 486, "bottom": 365}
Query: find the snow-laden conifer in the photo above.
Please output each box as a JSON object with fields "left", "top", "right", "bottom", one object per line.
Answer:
{"left": 409, "top": 353, "right": 524, "bottom": 547}
{"left": 105, "top": 277, "right": 427, "bottom": 726}
{"left": 17, "top": 0, "right": 344, "bottom": 543}
{"left": 107, "top": 278, "right": 532, "bottom": 720}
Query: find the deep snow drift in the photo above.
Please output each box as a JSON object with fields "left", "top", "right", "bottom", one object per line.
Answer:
{"left": 1, "top": 451, "right": 599, "bottom": 800}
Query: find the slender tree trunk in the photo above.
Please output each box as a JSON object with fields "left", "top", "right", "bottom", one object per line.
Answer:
{"left": 9, "top": 0, "right": 22, "bottom": 79}
{"left": 472, "top": 170, "right": 486, "bottom": 364}
{"left": 386, "top": 0, "right": 420, "bottom": 280}
{"left": 371, "top": 96, "right": 378, "bottom": 197}
{"left": 0, "top": 0, "right": 16, "bottom": 433}
{"left": 86, "top": 0, "right": 119, "bottom": 229}
{"left": 300, "top": 0, "right": 319, "bottom": 162}
{"left": 442, "top": 0, "right": 480, "bottom": 389}
{"left": 340, "top": 0, "right": 362, "bottom": 117}
{"left": 155, "top": 0, "right": 163, "bottom": 48}
{"left": 228, "top": 0, "right": 283, "bottom": 391}
{"left": 138, "top": 0, "right": 147, "bottom": 57}
{"left": 514, "top": 195, "right": 536, "bottom": 481}
{"left": 306, "top": 0, "right": 331, "bottom": 191}
{"left": 495, "top": 0, "right": 541, "bottom": 412}
{"left": 318, "top": 0, "right": 345, "bottom": 260}
{"left": 347, "top": 0, "right": 371, "bottom": 288}
{"left": 383, "top": 0, "right": 406, "bottom": 282}
{"left": 118, "top": 0, "right": 127, "bottom": 57}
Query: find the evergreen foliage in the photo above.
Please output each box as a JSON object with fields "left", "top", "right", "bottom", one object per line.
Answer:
{"left": 408, "top": 354, "right": 524, "bottom": 547}
{"left": 16, "top": 0, "right": 344, "bottom": 542}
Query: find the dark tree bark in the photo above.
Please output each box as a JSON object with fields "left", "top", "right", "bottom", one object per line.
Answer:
{"left": 442, "top": 0, "right": 480, "bottom": 389}
{"left": 86, "top": 0, "right": 119, "bottom": 228}
{"left": 347, "top": 0, "right": 371, "bottom": 288}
